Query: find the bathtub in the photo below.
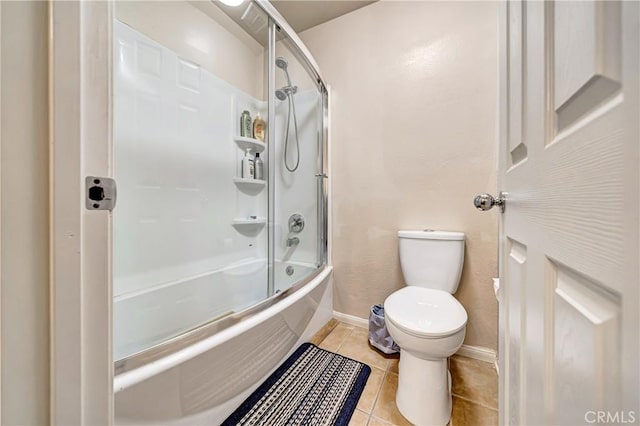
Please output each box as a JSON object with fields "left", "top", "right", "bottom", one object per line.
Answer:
{"left": 114, "top": 259, "right": 318, "bottom": 361}
{"left": 114, "top": 263, "right": 333, "bottom": 424}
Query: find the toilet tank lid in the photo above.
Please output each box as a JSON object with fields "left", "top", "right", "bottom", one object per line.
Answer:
{"left": 398, "top": 230, "right": 465, "bottom": 241}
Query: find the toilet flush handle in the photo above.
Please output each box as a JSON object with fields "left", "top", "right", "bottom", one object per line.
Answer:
{"left": 473, "top": 192, "right": 506, "bottom": 213}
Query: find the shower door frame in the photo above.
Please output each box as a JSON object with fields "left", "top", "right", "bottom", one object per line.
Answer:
{"left": 50, "top": 1, "right": 329, "bottom": 424}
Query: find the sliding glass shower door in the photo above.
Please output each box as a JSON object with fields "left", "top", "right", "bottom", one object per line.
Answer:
{"left": 111, "top": 0, "right": 327, "bottom": 365}
{"left": 112, "top": 0, "right": 271, "bottom": 361}
{"left": 270, "top": 31, "right": 325, "bottom": 294}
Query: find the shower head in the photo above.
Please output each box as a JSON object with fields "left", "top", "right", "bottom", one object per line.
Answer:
{"left": 275, "top": 85, "right": 297, "bottom": 101}
{"left": 276, "top": 89, "right": 287, "bottom": 101}
{"left": 276, "top": 57, "right": 293, "bottom": 87}
{"left": 275, "top": 57, "right": 288, "bottom": 70}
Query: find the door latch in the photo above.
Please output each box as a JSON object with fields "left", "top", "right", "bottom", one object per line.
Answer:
{"left": 86, "top": 176, "right": 117, "bottom": 211}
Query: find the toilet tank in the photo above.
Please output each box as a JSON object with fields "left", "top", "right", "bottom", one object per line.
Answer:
{"left": 398, "top": 230, "right": 465, "bottom": 293}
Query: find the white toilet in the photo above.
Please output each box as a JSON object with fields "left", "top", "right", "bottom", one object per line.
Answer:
{"left": 384, "top": 230, "right": 467, "bottom": 426}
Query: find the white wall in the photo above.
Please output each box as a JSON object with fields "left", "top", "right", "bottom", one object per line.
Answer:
{"left": 116, "top": 1, "right": 265, "bottom": 100}
{"left": 300, "top": 1, "right": 499, "bottom": 350}
{"left": 0, "top": 2, "right": 50, "bottom": 424}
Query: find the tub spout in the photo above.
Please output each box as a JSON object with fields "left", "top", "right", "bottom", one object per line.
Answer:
{"left": 286, "top": 237, "right": 300, "bottom": 247}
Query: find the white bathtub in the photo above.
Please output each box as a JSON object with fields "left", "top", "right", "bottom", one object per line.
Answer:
{"left": 114, "top": 264, "right": 333, "bottom": 425}
{"left": 114, "top": 259, "right": 317, "bottom": 361}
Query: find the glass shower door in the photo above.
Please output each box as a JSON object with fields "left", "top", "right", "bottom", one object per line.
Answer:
{"left": 112, "top": 0, "right": 270, "bottom": 361}
{"left": 271, "top": 32, "right": 325, "bottom": 293}
{"left": 112, "top": 0, "right": 328, "bottom": 365}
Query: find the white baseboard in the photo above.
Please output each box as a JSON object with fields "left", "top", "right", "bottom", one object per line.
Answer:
{"left": 332, "top": 311, "right": 497, "bottom": 364}
{"left": 456, "top": 345, "right": 497, "bottom": 364}
{"left": 332, "top": 311, "right": 369, "bottom": 329}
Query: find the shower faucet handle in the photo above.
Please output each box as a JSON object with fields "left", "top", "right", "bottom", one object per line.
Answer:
{"left": 288, "top": 213, "right": 305, "bottom": 233}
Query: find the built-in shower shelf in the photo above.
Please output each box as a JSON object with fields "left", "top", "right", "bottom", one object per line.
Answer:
{"left": 234, "top": 136, "right": 265, "bottom": 153}
{"left": 232, "top": 218, "right": 267, "bottom": 226}
{"left": 233, "top": 177, "right": 266, "bottom": 187}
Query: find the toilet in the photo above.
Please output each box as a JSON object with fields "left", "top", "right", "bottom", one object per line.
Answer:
{"left": 384, "top": 230, "right": 467, "bottom": 426}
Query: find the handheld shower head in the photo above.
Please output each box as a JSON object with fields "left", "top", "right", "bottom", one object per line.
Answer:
{"left": 275, "top": 57, "right": 288, "bottom": 69}
{"left": 275, "top": 89, "right": 287, "bottom": 101}
{"left": 276, "top": 56, "right": 293, "bottom": 87}
{"left": 275, "top": 55, "right": 300, "bottom": 172}
{"left": 275, "top": 85, "right": 297, "bottom": 101}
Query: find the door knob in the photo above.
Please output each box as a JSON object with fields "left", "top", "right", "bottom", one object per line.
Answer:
{"left": 474, "top": 192, "right": 506, "bottom": 213}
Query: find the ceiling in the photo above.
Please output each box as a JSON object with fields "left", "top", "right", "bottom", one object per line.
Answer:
{"left": 271, "top": 1, "right": 376, "bottom": 33}
{"left": 199, "top": 0, "right": 376, "bottom": 48}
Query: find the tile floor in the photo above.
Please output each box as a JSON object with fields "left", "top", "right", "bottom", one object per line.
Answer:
{"left": 310, "top": 320, "right": 498, "bottom": 426}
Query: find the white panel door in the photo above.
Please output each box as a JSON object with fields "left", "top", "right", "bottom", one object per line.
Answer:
{"left": 497, "top": 1, "right": 639, "bottom": 425}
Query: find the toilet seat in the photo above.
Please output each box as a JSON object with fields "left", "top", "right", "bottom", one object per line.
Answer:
{"left": 385, "top": 287, "right": 467, "bottom": 338}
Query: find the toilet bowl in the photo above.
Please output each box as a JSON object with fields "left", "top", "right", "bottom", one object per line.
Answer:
{"left": 384, "top": 230, "right": 466, "bottom": 426}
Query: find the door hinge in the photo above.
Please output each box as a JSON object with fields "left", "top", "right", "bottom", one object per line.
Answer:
{"left": 86, "top": 176, "right": 117, "bottom": 211}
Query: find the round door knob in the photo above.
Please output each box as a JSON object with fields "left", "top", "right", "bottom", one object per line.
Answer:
{"left": 474, "top": 193, "right": 505, "bottom": 212}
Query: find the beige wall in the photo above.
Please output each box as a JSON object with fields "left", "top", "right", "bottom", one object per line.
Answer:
{"left": 275, "top": 39, "right": 318, "bottom": 93}
{"left": 301, "top": 1, "right": 499, "bottom": 350}
{"left": 116, "top": 1, "right": 265, "bottom": 99}
{"left": 0, "top": 1, "right": 50, "bottom": 424}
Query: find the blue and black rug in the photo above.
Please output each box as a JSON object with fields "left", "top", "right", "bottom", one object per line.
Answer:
{"left": 222, "top": 343, "right": 371, "bottom": 426}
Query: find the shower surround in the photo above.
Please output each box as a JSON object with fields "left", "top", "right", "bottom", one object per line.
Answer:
{"left": 111, "top": 1, "right": 331, "bottom": 423}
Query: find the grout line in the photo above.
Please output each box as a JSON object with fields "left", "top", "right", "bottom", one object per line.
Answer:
{"left": 334, "top": 327, "right": 354, "bottom": 352}
{"left": 369, "top": 415, "right": 394, "bottom": 426}
{"left": 366, "top": 368, "right": 388, "bottom": 425}
{"left": 451, "top": 394, "right": 499, "bottom": 412}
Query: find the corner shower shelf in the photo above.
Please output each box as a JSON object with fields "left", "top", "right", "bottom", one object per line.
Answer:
{"left": 233, "top": 177, "right": 266, "bottom": 187}
{"left": 234, "top": 136, "right": 265, "bottom": 153}
{"left": 232, "top": 217, "right": 267, "bottom": 226}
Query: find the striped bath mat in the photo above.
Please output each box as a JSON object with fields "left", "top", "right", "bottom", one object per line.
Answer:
{"left": 222, "top": 343, "right": 371, "bottom": 426}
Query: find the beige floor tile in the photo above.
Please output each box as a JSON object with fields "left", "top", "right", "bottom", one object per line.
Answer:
{"left": 388, "top": 355, "right": 400, "bottom": 374}
{"left": 349, "top": 409, "right": 370, "bottom": 426}
{"left": 319, "top": 323, "right": 355, "bottom": 352}
{"left": 337, "top": 327, "right": 390, "bottom": 370}
{"left": 356, "top": 367, "right": 385, "bottom": 413}
{"left": 450, "top": 355, "right": 498, "bottom": 409}
{"left": 371, "top": 373, "right": 412, "bottom": 426}
{"left": 310, "top": 319, "right": 339, "bottom": 345}
{"left": 367, "top": 416, "right": 393, "bottom": 426}
{"left": 450, "top": 396, "right": 498, "bottom": 426}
